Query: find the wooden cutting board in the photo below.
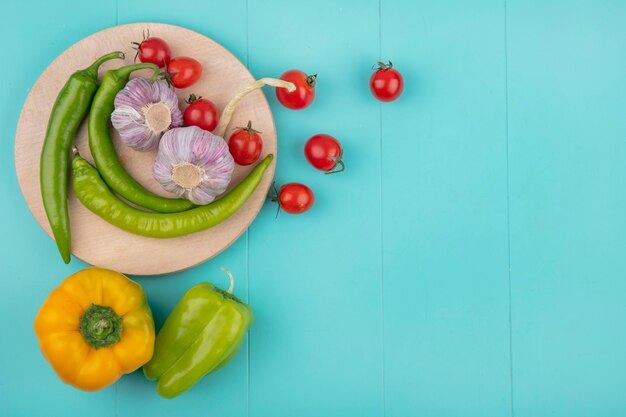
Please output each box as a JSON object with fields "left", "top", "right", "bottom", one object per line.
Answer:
{"left": 14, "top": 23, "right": 277, "bottom": 275}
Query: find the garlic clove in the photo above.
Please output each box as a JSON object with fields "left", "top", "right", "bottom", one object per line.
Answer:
{"left": 111, "top": 105, "right": 161, "bottom": 152}
{"left": 189, "top": 181, "right": 226, "bottom": 205}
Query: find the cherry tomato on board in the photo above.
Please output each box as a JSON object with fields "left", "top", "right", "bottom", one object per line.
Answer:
{"left": 131, "top": 31, "right": 171, "bottom": 66}
{"left": 228, "top": 121, "right": 263, "bottom": 166}
{"left": 164, "top": 57, "right": 203, "bottom": 88}
{"left": 304, "top": 134, "right": 344, "bottom": 174}
{"left": 370, "top": 61, "right": 404, "bottom": 102}
{"left": 183, "top": 94, "right": 219, "bottom": 132}
{"left": 276, "top": 70, "right": 317, "bottom": 110}
{"left": 272, "top": 183, "right": 314, "bottom": 215}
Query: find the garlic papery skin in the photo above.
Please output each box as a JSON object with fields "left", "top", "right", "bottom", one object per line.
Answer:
{"left": 111, "top": 78, "right": 183, "bottom": 151}
{"left": 153, "top": 126, "right": 235, "bottom": 205}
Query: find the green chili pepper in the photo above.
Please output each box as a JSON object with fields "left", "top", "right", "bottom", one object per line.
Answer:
{"left": 143, "top": 269, "right": 253, "bottom": 398}
{"left": 72, "top": 149, "right": 273, "bottom": 237}
{"left": 40, "top": 51, "right": 124, "bottom": 263}
{"left": 88, "top": 64, "right": 195, "bottom": 213}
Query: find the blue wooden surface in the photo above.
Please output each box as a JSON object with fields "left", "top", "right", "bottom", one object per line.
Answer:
{"left": 1, "top": 0, "right": 625, "bottom": 416}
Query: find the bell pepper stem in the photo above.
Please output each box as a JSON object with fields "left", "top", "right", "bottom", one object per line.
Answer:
{"left": 79, "top": 304, "right": 123, "bottom": 349}
{"left": 221, "top": 268, "right": 235, "bottom": 294}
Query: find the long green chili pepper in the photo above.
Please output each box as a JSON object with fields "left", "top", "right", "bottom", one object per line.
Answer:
{"left": 72, "top": 149, "right": 273, "bottom": 237}
{"left": 40, "top": 51, "right": 124, "bottom": 263}
{"left": 88, "top": 64, "right": 195, "bottom": 213}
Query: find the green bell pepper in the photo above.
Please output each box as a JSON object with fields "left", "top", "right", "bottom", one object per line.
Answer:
{"left": 143, "top": 269, "right": 253, "bottom": 398}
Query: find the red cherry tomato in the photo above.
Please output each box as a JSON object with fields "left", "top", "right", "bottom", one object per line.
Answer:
{"left": 132, "top": 32, "right": 171, "bottom": 66}
{"left": 183, "top": 94, "right": 219, "bottom": 132}
{"left": 275, "top": 183, "right": 314, "bottom": 215}
{"left": 228, "top": 121, "right": 263, "bottom": 166}
{"left": 166, "top": 57, "right": 203, "bottom": 88}
{"left": 304, "top": 134, "right": 344, "bottom": 174}
{"left": 370, "top": 61, "right": 404, "bottom": 102}
{"left": 276, "top": 70, "right": 316, "bottom": 110}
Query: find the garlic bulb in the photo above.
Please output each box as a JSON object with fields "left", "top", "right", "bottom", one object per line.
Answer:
{"left": 111, "top": 78, "right": 183, "bottom": 151}
{"left": 153, "top": 126, "right": 234, "bottom": 205}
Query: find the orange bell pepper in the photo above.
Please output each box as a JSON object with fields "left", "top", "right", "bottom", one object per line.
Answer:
{"left": 34, "top": 267, "right": 155, "bottom": 391}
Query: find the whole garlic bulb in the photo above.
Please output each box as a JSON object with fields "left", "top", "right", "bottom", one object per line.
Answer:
{"left": 152, "top": 126, "right": 234, "bottom": 205}
{"left": 111, "top": 78, "right": 183, "bottom": 151}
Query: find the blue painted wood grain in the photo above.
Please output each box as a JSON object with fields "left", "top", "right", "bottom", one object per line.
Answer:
{"left": 381, "top": 1, "right": 511, "bottom": 415}
{"left": 507, "top": 1, "right": 626, "bottom": 416}
{"left": 246, "top": 1, "right": 383, "bottom": 415}
{"left": 1, "top": 0, "right": 625, "bottom": 416}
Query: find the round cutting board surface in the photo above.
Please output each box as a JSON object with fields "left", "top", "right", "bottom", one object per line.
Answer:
{"left": 14, "top": 23, "right": 276, "bottom": 275}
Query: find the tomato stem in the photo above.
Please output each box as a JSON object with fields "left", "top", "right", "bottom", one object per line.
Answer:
{"left": 131, "top": 29, "right": 151, "bottom": 63}
{"left": 234, "top": 120, "right": 262, "bottom": 137}
{"left": 269, "top": 181, "right": 282, "bottom": 218}
{"left": 186, "top": 93, "right": 202, "bottom": 104}
{"left": 306, "top": 74, "right": 318, "bottom": 88}
{"left": 373, "top": 60, "right": 393, "bottom": 71}
{"left": 159, "top": 68, "right": 178, "bottom": 88}
{"left": 325, "top": 156, "right": 345, "bottom": 175}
